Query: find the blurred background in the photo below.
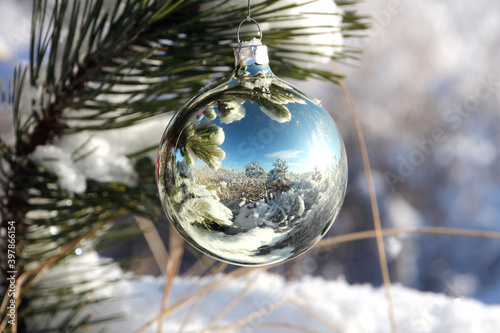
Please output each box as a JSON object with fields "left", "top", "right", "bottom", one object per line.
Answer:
{"left": 1, "top": 0, "right": 499, "bottom": 330}
{"left": 310, "top": 0, "right": 500, "bottom": 304}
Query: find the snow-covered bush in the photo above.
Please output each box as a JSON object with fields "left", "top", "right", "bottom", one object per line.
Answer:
{"left": 244, "top": 162, "right": 266, "bottom": 179}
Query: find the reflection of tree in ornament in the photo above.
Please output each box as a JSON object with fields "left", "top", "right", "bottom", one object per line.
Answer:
{"left": 179, "top": 120, "right": 226, "bottom": 169}
{"left": 162, "top": 120, "right": 232, "bottom": 227}
{"left": 194, "top": 68, "right": 310, "bottom": 126}
{"left": 245, "top": 162, "right": 266, "bottom": 179}
{"left": 235, "top": 69, "right": 308, "bottom": 123}
{"left": 171, "top": 161, "right": 233, "bottom": 229}
{"left": 268, "top": 157, "right": 289, "bottom": 181}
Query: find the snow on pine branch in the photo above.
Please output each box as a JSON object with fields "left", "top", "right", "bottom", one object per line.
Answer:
{"left": 29, "top": 113, "right": 172, "bottom": 194}
{"left": 31, "top": 132, "right": 138, "bottom": 194}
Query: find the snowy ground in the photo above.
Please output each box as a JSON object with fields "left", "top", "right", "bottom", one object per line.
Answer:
{"left": 102, "top": 274, "right": 500, "bottom": 333}
{"left": 49, "top": 252, "right": 500, "bottom": 333}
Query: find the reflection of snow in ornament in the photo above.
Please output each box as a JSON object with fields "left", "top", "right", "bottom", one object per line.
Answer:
{"left": 157, "top": 37, "right": 347, "bottom": 266}
{"left": 218, "top": 98, "right": 246, "bottom": 124}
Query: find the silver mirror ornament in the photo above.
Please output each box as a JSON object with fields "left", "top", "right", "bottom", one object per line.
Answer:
{"left": 156, "top": 38, "right": 347, "bottom": 266}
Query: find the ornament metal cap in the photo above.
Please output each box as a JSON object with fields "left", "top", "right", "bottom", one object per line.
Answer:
{"left": 234, "top": 39, "right": 269, "bottom": 66}
{"left": 234, "top": 18, "right": 269, "bottom": 66}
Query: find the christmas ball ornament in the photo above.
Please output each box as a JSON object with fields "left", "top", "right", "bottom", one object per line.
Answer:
{"left": 156, "top": 20, "right": 347, "bottom": 266}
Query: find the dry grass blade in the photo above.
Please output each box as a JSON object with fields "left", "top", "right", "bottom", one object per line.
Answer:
{"left": 0, "top": 295, "right": 9, "bottom": 332}
{"left": 158, "top": 228, "right": 185, "bottom": 333}
{"left": 204, "top": 269, "right": 265, "bottom": 331}
{"left": 316, "top": 226, "right": 500, "bottom": 251}
{"left": 135, "top": 266, "right": 254, "bottom": 333}
{"left": 136, "top": 217, "right": 169, "bottom": 276}
{"left": 216, "top": 297, "right": 292, "bottom": 333}
{"left": 396, "top": 226, "right": 500, "bottom": 239}
{"left": 291, "top": 298, "right": 342, "bottom": 333}
{"left": 182, "top": 256, "right": 218, "bottom": 277}
{"left": 181, "top": 322, "right": 322, "bottom": 333}
{"left": 177, "top": 262, "right": 227, "bottom": 304}
{"left": 338, "top": 78, "right": 398, "bottom": 333}
{"left": 178, "top": 263, "right": 228, "bottom": 333}
{"left": 226, "top": 322, "right": 323, "bottom": 333}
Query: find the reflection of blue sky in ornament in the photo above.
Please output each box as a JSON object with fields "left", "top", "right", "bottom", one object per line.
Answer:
{"left": 198, "top": 99, "right": 342, "bottom": 172}
{"left": 264, "top": 149, "right": 302, "bottom": 159}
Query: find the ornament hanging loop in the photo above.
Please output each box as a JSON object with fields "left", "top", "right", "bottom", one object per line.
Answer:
{"left": 237, "top": 17, "right": 262, "bottom": 45}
